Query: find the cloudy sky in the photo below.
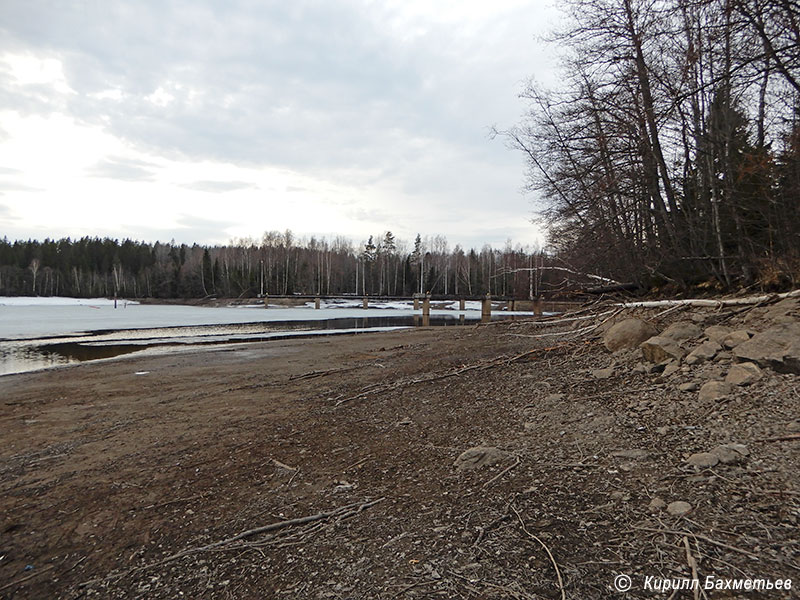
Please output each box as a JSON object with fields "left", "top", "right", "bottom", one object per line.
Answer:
{"left": 0, "top": 1, "right": 560, "bottom": 249}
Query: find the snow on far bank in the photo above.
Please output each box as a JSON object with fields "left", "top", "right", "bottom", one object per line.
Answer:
{"left": 0, "top": 296, "right": 139, "bottom": 307}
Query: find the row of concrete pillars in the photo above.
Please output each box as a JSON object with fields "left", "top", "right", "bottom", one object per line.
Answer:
{"left": 264, "top": 294, "right": 543, "bottom": 316}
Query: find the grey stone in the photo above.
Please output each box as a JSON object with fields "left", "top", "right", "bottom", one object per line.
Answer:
{"left": 678, "top": 381, "right": 699, "bottom": 392}
{"left": 662, "top": 321, "right": 703, "bottom": 342}
{"left": 454, "top": 446, "right": 509, "bottom": 471}
{"left": 686, "top": 452, "right": 719, "bottom": 468}
{"left": 699, "top": 381, "right": 733, "bottom": 401}
{"left": 544, "top": 393, "right": 565, "bottom": 403}
{"left": 722, "top": 330, "right": 751, "bottom": 349}
{"left": 640, "top": 336, "right": 686, "bottom": 363}
{"left": 724, "top": 362, "right": 763, "bottom": 386}
{"left": 592, "top": 367, "right": 614, "bottom": 379}
{"left": 662, "top": 360, "right": 680, "bottom": 377}
{"left": 603, "top": 319, "right": 659, "bottom": 353}
{"left": 611, "top": 449, "right": 649, "bottom": 459}
{"left": 787, "top": 420, "right": 800, "bottom": 432}
{"left": 648, "top": 497, "right": 667, "bottom": 511}
{"left": 704, "top": 325, "right": 733, "bottom": 345}
{"left": 710, "top": 443, "right": 749, "bottom": 465}
{"left": 666, "top": 501, "right": 692, "bottom": 516}
{"left": 685, "top": 341, "right": 722, "bottom": 365}
{"left": 734, "top": 323, "right": 800, "bottom": 374}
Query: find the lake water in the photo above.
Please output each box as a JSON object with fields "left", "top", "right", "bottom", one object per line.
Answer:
{"left": 0, "top": 298, "right": 538, "bottom": 376}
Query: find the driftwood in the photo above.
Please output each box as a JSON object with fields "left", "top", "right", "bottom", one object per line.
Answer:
{"left": 80, "top": 497, "right": 384, "bottom": 588}
{"left": 618, "top": 289, "right": 800, "bottom": 309}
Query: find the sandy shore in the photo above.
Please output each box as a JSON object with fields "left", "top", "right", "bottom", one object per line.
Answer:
{"left": 1, "top": 312, "right": 798, "bottom": 599}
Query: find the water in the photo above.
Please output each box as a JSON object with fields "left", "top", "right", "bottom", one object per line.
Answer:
{"left": 0, "top": 311, "right": 522, "bottom": 376}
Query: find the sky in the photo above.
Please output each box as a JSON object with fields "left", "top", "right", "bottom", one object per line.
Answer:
{"left": 0, "top": 1, "right": 560, "bottom": 250}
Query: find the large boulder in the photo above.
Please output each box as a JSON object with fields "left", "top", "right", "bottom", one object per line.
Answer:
{"left": 704, "top": 325, "right": 732, "bottom": 345}
{"left": 640, "top": 336, "right": 685, "bottom": 363}
{"left": 603, "top": 319, "right": 658, "bottom": 352}
{"left": 661, "top": 321, "right": 702, "bottom": 342}
{"left": 685, "top": 340, "right": 721, "bottom": 365}
{"left": 734, "top": 323, "right": 800, "bottom": 374}
{"left": 725, "top": 362, "right": 763, "bottom": 386}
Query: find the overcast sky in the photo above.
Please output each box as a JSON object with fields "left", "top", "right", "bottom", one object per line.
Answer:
{"left": 0, "top": 1, "right": 560, "bottom": 250}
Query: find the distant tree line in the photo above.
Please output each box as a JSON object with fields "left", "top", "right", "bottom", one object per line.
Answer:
{"left": 0, "top": 233, "right": 569, "bottom": 299}
{"left": 500, "top": 0, "right": 800, "bottom": 290}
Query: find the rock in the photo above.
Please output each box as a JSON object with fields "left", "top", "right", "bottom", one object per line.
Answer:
{"left": 523, "top": 422, "right": 537, "bottom": 432}
{"left": 648, "top": 497, "right": 667, "bottom": 511}
{"left": 710, "top": 443, "right": 749, "bottom": 465}
{"left": 454, "top": 446, "right": 509, "bottom": 471}
{"left": 699, "top": 381, "right": 733, "bottom": 401}
{"left": 734, "top": 323, "right": 800, "bottom": 374}
{"left": 611, "top": 449, "right": 649, "bottom": 459}
{"left": 666, "top": 501, "right": 692, "bottom": 516}
{"left": 656, "top": 426, "right": 670, "bottom": 435}
{"left": 662, "top": 360, "right": 680, "bottom": 377}
{"left": 762, "top": 297, "right": 800, "bottom": 324}
{"left": 678, "top": 381, "right": 699, "bottom": 392}
{"left": 662, "top": 321, "right": 702, "bottom": 342}
{"left": 725, "top": 362, "right": 763, "bottom": 386}
{"left": 713, "top": 351, "right": 733, "bottom": 362}
{"left": 544, "top": 393, "right": 565, "bottom": 403}
{"left": 632, "top": 363, "right": 648, "bottom": 374}
{"left": 786, "top": 420, "right": 800, "bottom": 433}
{"left": 685, "top": 341, "right": 721, "bottom": 365}
{"left": 722, "top": 330, "right": 751, "bottom": 349}
{"left": 686, "top": 452, "right": 719, "bottom": 468}
{"left": 592, "top": 367, "right": 614, "bottom": 379}
{"left": 640, "top": 336, "right": 686, "bottom": 363}
{"left": 704, "top": 325, "right": 733, "bottom": 345}
{"left": 603, "top": 319, "right": 659, "bottom": 353}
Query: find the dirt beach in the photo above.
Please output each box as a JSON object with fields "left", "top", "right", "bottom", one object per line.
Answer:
{"left": 1, "top": 303, "right": 798, "bottom": 599}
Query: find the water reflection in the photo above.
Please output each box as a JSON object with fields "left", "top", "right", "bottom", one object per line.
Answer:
{"left": 1, "top": 313, "right": 517, "bottom": 376}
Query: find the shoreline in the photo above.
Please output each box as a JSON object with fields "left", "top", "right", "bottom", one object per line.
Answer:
{"left": 1, "top": 305, "right": 798, "bottom": 599}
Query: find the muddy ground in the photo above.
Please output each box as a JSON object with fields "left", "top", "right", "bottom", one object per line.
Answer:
{"left": 1, "top": 306, "right": 798, "bottom": 599}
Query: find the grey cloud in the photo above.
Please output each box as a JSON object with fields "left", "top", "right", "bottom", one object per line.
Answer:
{"left": 181, "top": 180, "right": 258, "bottom": 193}
{"left": 87, "top": 157, "right": 157, "bottom": 182}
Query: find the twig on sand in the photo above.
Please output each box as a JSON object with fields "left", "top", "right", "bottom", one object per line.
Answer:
{"left": 683, "top": 536, "right": 702, "bottom": 600}
{"left": 510, "top": 504, "right": 566, "bottom": 600}
{"left": 0, "top": 565, "right": 55, "bottom": 593}
{"left": 334, "top": 346, "right": 571, "bottom": 406}
{"left": 482, "top": 456, "right": 521, "bottom": 490}
{"left": 80, "top": 498, "right": 384, "bottom": 588}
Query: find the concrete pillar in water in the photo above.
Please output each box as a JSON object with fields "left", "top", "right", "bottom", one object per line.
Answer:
{"left": 363, "top": 296, "right": 369, "bottom": 309}
{"left": 459, "top": 314, "right": 465, "bottom": 325}
{"left": 533, "top": 296, "right": 543, "bottom": 316}
{"left": 413, "top": 297, "right": 420, "bottom": 310}
{"left": 314, "top": 297, "right": 321, "bottom": 309}
{"left": 509, "top": 299, "right": 516, "bottom": 311}
{"left": 264, "top": 294, "right": 269, "bottom": 308}
{"left": 422, "top": 293, "right": 431, "bottom": 317}
{"left": 482, "top": 293, "right": 492, "bottom": 318}
{"left": 459, "top": 298, "right": 465, "bottom": 311}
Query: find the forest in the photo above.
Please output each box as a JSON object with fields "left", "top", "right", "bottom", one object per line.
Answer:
{"left": 499, "top": 0, "right": 800, "bottom": 290}
{"left": 3, "top": 0, "right": 799, "bottom": 300}
{"left": 0, "top": 233, "right": 554, "bottom": 300}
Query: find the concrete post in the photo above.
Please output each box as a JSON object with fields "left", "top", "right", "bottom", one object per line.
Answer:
{"left": 264, "top": 294, "right": 269, "bottom": 308}
{"left": 533, "top": 296, "right": 543, "bottom": 316}
{"left": 413, "top": 297, "right": 420, "bottom": 310}
{"left": 482, "top": 293, "right": 492, "bottom": 318}
{"left": 422, "top": 293, "right": 431, "bottom": 317}
{"left": 510, "top": 299, "right": 516, "bottom": 311}
{"left": 363, "top": 297, "right": 369, "bottom": 309}
{"left": 459, "top": 298, "right": 465, "bottom": 311}
{"left": 314, "top": 297, "right": 321, "bottom": 309}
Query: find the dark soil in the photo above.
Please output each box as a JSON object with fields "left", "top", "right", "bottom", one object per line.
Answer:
{"left": 1, "top": 307, "right": 798, "bottom": 599}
